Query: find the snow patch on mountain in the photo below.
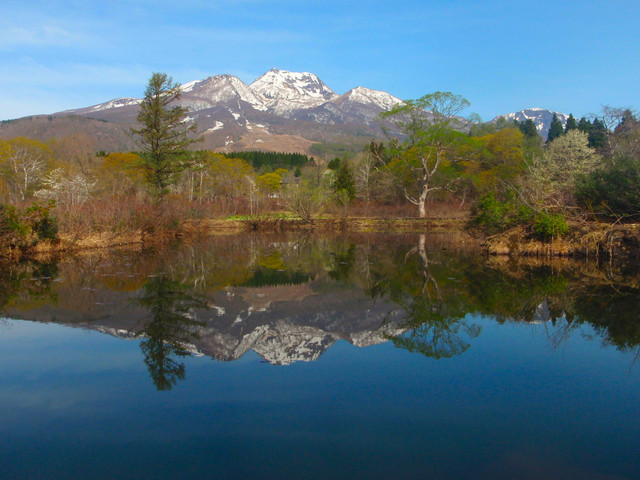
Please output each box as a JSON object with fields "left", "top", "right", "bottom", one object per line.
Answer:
{"left": 204, "top": 121, "right": 224, "bottom": 134}
{"left": 89, "top": 97, "right": 141, "bottom": 112}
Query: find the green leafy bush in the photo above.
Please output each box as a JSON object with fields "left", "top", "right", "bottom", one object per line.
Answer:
{"left": 470, "top": 193, "right": 517, "bottom": 234}
{"left": 0, "top": 200, "right": 58, "bottom": 251}
{"left": 26, "top": 201, "right": 59, "bottom": 241}
{"left": 533, "top": 212, "right": 568, "bottom": 241}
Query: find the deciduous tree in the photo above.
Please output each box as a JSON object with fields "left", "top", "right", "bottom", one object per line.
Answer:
{"left": 377, "top": 92, "right": 471, "bottom": 217}
{"left": 533, "top": 129, "right": 601, "bottom": 207}
{"left": 0, "top": 137, "right": 51, "bottom": 201}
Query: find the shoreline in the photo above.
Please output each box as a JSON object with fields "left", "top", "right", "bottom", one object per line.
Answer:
{"left": 3, "top": 216, "right": 639, "bottom": 261}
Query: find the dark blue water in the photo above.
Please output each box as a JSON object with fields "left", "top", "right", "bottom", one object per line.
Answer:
{"left": 0, "top": 234, "right": 639, "bottom": 479}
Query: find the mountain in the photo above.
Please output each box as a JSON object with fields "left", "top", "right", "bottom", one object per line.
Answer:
{"left": 495, "top": 108, "right": 569, "bottom": 140}
{"left": 296, "top": 86, "right": 402, "bottom": 126}
{"left": 0, "top": 69, "right": 569, "bottom": 154}
{"left": 179, "top": 74, "right": 267, "bottom": 112}
{"left": 250, "top": 68, "right": 337, "bottom": 116}
{"left": 15, "top": 68, "right": 395, "bottom": 154}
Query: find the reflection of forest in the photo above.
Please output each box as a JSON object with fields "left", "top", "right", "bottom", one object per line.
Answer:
{"left": 2, "top": 233, "right": 640, "bottom": 372}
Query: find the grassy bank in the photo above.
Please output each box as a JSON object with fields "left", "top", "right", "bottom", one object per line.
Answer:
{"left": 3, "top": 205, "right": 639, "bottom": 262}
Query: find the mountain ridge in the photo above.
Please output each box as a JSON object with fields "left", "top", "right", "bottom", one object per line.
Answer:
{"left": 1, "top": 68, "right": 568, "bottom": 154}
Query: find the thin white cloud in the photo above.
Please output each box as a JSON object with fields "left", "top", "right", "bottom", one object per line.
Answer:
{"left": 0, "top": 25, "right": 85, "bottom": 50}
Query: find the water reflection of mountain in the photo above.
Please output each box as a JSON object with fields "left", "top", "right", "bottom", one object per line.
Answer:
{"left": 0, "top": 257, "right": 406, "bottom": 366}
{"left": 22, "top": 279, "right": 404, "bottom": 365}
{"left": 2, "top": 233, "right": 640, "bottom": 369}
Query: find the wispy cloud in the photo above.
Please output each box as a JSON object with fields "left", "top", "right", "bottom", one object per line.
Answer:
{"left": 0, "top": 25, "right": 87, "bottom": 50}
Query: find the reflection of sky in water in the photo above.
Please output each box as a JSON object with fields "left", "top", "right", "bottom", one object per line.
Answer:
{"left": 1, "top": 316, "right": 639, "bottom": 480}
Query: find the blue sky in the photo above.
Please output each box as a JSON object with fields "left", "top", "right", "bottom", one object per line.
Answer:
{"left": 1, "top": 0, "right": 639, "bottom": 121}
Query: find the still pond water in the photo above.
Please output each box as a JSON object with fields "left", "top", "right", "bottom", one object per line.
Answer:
{"left": 1, "top": 233, "right": 639, "bottom": 479}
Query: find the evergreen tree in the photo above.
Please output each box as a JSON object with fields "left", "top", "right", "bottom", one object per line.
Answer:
{"left": 564, "top": 114, "right": 578, "bottom": 133}
{"left": 132, "top": 73, "right": 200, "bottom": 195}
{"left": 588, "top": 118, "right": 609, "bottom": 152}
{"left": 327, "top": 157, "right": 341, "bottom": 170}
{"left": 547, "top": 113, "right": 564, "bottom": 142}
{"left": 332, "top": 164, "right": 355, "bottom": 200}
{"left": 578, "top": 117, "right": 592, "bottom": 134}
{"left": 517, "top": 119, "right": 539, "bottom": 139}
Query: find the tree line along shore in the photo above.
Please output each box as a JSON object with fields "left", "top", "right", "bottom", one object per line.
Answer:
{"left": 1, "top": 73, "right": 639, "bottom": 260}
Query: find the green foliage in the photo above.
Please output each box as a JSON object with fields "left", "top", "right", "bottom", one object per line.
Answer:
{"left": 378, "top": 91, "right": 471, "bottom": 217}
{"left": 578, "top": 117, "right": 591, "bottom": 133}
{"left": 588, "top": 118, "right": 608, "bottom": 151}
{"left": 327, "top": 157, "right": 341, "bottom": 170}
{"left": 564, "top": 114, "right": 578, "bottom": 133}
{"left": 331, "top": 164, "right": 355, "bottom": 201}
{"left": 470, "top": 193, "right": 518, "bottom": 233}
{"left": 132, "top": 73, "right": 200, "bottom": 195}
{"left": 470, "top": 193, "right": 538, "bottom": 235}
{"left": 532, "top": 212, "right": 568, "bottom": 241}
{"left": 533, "top": 130, "right": 601, "bottom": 203}
{"left": 26, "top": 201, "right": 58, "bottom": 240}
{"left": 222, "top": 150, "right": 309, "bottom": 171}
{"left": 576, "top": 156, "right": 640, "bottom": 217}
{"left": 0, "top": 200, "right": 58, "bottom": 250}
{"left": 517, "top": 119, "right": 539, "bottom": 139}
{"left": 256, "top": 172, "right": 283, "bottom": 192}
{"left": 0, "top": 203, "right": 28, "bottom": 238}
{"left": 547, "top": 113, "right": 564, "bottom": 142}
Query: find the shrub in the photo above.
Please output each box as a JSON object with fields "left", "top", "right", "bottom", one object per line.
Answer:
{"left": 576, "top": 156, "right": 640, "bottom": 218}
{"left": 26, "top": 201, "right": 59, "bottom": 241}
{"left": 470, "top": 193, "right": 517, "bottom": 234}
{"left": 0, "top": 204, "right": 28, "bottom": 249}
{"left": 533, "top": 212, "right": 568, "bottom": 241}
{"left": 0, "top": 200, "right": 58, "bottom": 251}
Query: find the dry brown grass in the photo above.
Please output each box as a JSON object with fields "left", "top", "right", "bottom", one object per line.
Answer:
{"left": 484, "top": 222, "right": 640, "bottom": 259}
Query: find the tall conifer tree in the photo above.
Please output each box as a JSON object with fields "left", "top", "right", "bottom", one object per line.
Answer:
{"left": 547, "top": 113, "right": 564, "bottom": 142}
{"left": 564, "top": 114, "right": 578, "bottom": 133}
{"left": 132, "top": 73, "right": 200, "bottom": 195}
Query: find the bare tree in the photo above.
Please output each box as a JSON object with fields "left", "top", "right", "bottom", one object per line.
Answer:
{"left": 0, "top": 138, "right": 48, "bottom": 201}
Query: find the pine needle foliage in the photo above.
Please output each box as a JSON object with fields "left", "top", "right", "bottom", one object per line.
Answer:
{"left": 132, "top": 73, "right": 200, "bottom": 196}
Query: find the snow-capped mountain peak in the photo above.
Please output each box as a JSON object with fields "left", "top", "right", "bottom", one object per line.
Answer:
{"left": 250, "top": 68, "right": 337, "bottom": 115}
{"left": 179, "top": 74, "right": 267, "bottom": 112}
{"left": 495, "top": 108, "right": 569, "bottom": 139}
{"left": 337, "top": 86, "right": 402, "bottom": 110}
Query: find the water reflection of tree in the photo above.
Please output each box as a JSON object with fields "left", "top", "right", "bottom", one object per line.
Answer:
{"left": 134, "top": 275, "right": 208, "bottom": 391}
{"left": 0, "top": 260, "right": 58, "bottom": 310}
{"left": 371, "top": 235, "right": 481, "bottom": 359}
{"left": 574, "top": 285, "right": 640, "bottom": 357}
